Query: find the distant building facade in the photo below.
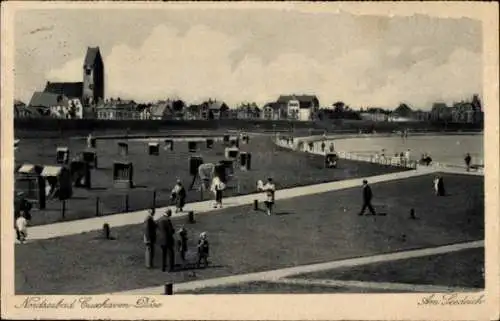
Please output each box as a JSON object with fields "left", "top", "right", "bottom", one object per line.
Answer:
{"left": 261, "top": 102, "right": 283, "bottom": 120}
{"left": 359, "top": 112, "right": 388, "bottom": 122}
{"left": 276, "top": 95, "right": 319, "bottom": 121}
{"left": 97, "top": 99, "right": 139, "bottom": 120}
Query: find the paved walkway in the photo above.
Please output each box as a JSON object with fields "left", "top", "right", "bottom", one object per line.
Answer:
{"left": 274, "top": 278, "right": 480, "bottom": 293}
{"left": 109, "top": 240, "right": 484, "bottom": 295}
{"left": 27, "top": 167, "right": 438, "bottom": 241}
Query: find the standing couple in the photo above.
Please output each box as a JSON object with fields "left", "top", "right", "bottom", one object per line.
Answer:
{"left": 144, "top": 209, "right": 176, "bottom": 272}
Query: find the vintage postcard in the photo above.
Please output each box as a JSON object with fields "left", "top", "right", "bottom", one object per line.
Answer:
{"left": 1, "top": 1, "right": 499, "bottom": 320}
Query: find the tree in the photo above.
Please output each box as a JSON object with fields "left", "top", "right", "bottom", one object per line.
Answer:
{"left": 332, "top": 101, "right": 345, "bottom": 113}
{"left": 172, "top": 100, "right": 185, "bottom": 112}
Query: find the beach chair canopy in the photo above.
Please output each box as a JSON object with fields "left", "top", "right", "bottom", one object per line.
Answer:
{"left": 41, "top": 166, "right": 63, "bottom": 177}
{"left": 198, "top": 163, "right": 215, "bottom": 180}
{"left": 18, "top": 164, "right": 36, "bottom": 174}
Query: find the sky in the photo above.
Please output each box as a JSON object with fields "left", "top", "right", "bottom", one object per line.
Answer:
{"left": 14, "top": 8, "right": 483, "bottom": 110}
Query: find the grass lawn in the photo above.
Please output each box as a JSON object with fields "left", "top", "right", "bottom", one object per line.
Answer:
{"left": 15, "top": 173, "right": 483, "bottom": 294}
{"left": 15, "top": 135, "right": 407, "bottom": 226}
{"left": 296, "top": 248, "right": 484, "bottom": 289}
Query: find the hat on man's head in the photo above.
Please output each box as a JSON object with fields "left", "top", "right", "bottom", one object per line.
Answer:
{"left": 362, "top": 179, "right": 368, "bottom": 184}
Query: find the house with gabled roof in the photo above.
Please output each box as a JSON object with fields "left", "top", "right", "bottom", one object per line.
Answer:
{"left": 207, "top": 100, "right": 229, "bottom": 119}
{"left": 261, "top": 102, "right": 284, "bottom": 120}
{"left": 149, "top": 101, "right": 173, "bottom": 120}
{"left": 28, "top": 91, "right": 83, "bottom": 119}
{"left": 276, "top": 94, "right": 319, "bottom": 121}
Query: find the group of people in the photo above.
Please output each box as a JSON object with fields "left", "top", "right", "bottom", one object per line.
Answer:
{"left": 419, "top": 153, "right": 433, "bottom": 166}
{"left": 143, "top": 208, "right": 209, "bottom": 271}
{"left": 171, "top": 169, "right": 277, "bottom": 214}
{"left": 374, "top": 149, "right": 412, "bottom": 166}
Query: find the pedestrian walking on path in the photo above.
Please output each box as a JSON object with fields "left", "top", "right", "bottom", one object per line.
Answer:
{"left": 177, "top": 226, "right": 188, "bottom": 268}
{"left": 157, "top": 209, "right": 176, "bottom": 272}
{"left": 87, "top": 133, "right": 93, "bottom": 148}
{"left": 171, "top": 179, "right": 187, "bottom": 213}
{"left": 16, "top": 211, "right": 29, "bottom": 244}
{"left": 465, "top": 153, "right": 472, "bottom": 172}
{"left": 358, "top": 180, "right": 376, "bottom": 216}
{"left": 434, "top": 175, "right": 446, "bottom": 196}
{"left": 211, "top": 175, "right": 226, "bottom": 208}
{"left": 143, "top": 209, "right": 157, "bottom": 269}
{"left": 197, "top": 232, "right": 210, "bottom": 268}
{"left": 262, "top": 178, "right": 276, "bottom": 216}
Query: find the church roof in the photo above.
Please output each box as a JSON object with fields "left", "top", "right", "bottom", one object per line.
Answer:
{"left": 84, "top": 47, "right": 101, "bottom": 67}
{"left": 44, "top": 82, "right": 83, "bottom": 99}
{"left": 29, "top": 91, "right": 69, "bottom": 108}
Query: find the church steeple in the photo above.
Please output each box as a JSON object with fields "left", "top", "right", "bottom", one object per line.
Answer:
{"left": 82, "top": 47, "right": 104, "bottom": 107}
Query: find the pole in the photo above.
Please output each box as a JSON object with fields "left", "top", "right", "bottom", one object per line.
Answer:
{"left": 95, "top": 197, "right": 100, "bottom": 216}
{"left": 61, "top": 200, "right": 66, "bottom": 219}
{"left": 164, "top": 283, "right": 173, "bottom": 295}
{"left": 152, "top": 190, "right": 157, "bottom": 210}
{"left": 125, "top": 194, "right": 129, "bottom": 212}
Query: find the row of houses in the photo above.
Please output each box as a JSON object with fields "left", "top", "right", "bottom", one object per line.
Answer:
{"left": 357, "top": 96, "right": 483, "bottom": 124}
{"left": 15, "top": 94, "right": 322, "bottom": 121}
{"left": 16, "top": 82, "right": 483, "bottom": 124}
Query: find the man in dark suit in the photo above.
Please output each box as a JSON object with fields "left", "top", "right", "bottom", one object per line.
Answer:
{"left": 359, "top": 179, "right": 376, "bottom": 216}
{"left": 143, "top": 209, "right": 157, "bottom": 268}
{"left": 157, "top": 209, "right": 176, "bottom": 272}
{"left": 437, "top": 176, "right": 446, "bottom": 196}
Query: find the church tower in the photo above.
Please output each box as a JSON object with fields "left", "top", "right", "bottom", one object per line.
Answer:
{"left": 82, "top": 47, "right": 104, "bottom": 106}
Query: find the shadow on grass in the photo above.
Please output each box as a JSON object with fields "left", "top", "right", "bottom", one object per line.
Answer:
{"left": 132, "top": 185, "right": 149, "bottom": 189}
{"left": 275, "top": 211, "right": 293, "bottom": 216}
{"left": 176, "top": 263, "right": 225, "bottom": 271}
{"left": 91, "top": 187, "right": 107, "bottom": 191}
{"left": 70, "top": 196, "right": 89, "bottom": 200}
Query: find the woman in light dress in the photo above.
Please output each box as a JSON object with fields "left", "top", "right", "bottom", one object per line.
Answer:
{"left": 211, "top": 175, "right": 226, "bottom": 208}
{"left": 433, "top": 176, "right": 440, "bottom": 196}
{"left": 262, "top": 178, "right": 276, "bottom": 215}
